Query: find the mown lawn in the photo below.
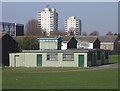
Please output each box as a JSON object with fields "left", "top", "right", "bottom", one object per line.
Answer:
{"left": 109, "top": 55, "right": 120, "bottom": 63}
{"left": 2, "top": 67, "right": 91, "bottom": 73}
{"left": 2, "top": 68, "right": 118, "bottom": 89}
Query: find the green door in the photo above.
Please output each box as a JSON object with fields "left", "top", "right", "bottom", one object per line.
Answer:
{"left": 79, "top": 55, "right": 84, "bottom": 67}
{"left": 37, "top": 55, "right": 42, "bottom": 66}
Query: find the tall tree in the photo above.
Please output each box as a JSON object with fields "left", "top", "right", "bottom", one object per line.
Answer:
{"left": 105, "top": 32, "right": 113, "bottom": 35}
{"left": 18, "top": 36, "right": 39, "bottom": 51}
{"left": 51, "top": 30, "right": 66, "bottom": 36}
{"left": 25, "top": 19, "right": 43, "bottom": 36}
{"left": 82, "top": 32, "right": 87, "bottom": 36}
{"left": 89, "top": 30, "right": 99, "bottom": 36}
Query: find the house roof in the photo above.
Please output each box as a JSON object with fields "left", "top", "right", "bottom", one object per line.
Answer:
{"left": 62, "top": 36, "right": 73, "bottom": 43}
{"left": 75, "top": 36, "right": 98, "bottom": 43}
{"left": 0, "top": 33, "right": 6, "bottom": 38}
{"left": 98, "top": 36, "right": 118, "bottom": 42}
{"left": 0, "top": 33, "right": 17, "bottom": 42}
{"left": 0, "top": 31, "right": 8, "bottom": 38}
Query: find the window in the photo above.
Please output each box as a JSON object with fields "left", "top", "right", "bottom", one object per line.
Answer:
{"left": 63, "top": 53, "right": 74, "bottom": 61}
{"left": 47, "top": 53, "right": 58, "bottom": 61}
{"left": 97, "top": 52, "right": 100, "bottom": 60}
{"left": 108, "top": 45, "right": 112, "bottom": 49}
{"left": 104, "top": 45, "right": 106, "bottom": 48}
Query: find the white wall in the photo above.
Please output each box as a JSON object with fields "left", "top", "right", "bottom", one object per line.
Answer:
{"left": 61, "top": 42, "right": 67, "bottom": 50}
{"left": 77, "top": 42, "right": 93, "bottom": 49}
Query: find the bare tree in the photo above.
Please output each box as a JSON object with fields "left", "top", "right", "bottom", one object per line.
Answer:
{"left": 25, "top": 19, "right": 43, "bottom": 36}
{"left": 89, "top": 30, "right": 99, "bottom": 36}
{"left": 114, "top": 33, "right": 118, "bottom": 35}
{"left": 82, "top": 32, "right": 87, "bottom": 36}
{"left": 51, "top": 30, "right": 66, "bottom": 36}
{"left": 105, "top": 32, "right": 113, "bottom": 36}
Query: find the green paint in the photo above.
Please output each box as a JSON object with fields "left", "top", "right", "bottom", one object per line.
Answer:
{"left": 101, "top": 53, "right": 105, "bottom": 64}
{"left": 93, "top": 53, "right": 97, "bottom": 66}
{"left": 37, "top": 55, "right": 42, "bottom": 66}
{"left": 79, "top": 55, "right": 84, "bottom": 67}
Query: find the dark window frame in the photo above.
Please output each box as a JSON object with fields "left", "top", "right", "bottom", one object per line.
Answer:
{"left": 63, "top": 53, "right": 74, "bottom": 61}
{"left": 47, "top": 53, "right": 58, "bottom": 61}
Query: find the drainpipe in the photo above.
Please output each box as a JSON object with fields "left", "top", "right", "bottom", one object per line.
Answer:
{"left": 14, "top": 23, "right": 16, "bottom": 37}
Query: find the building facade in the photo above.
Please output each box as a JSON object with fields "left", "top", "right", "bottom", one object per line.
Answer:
{"left": 0, "top": 33, "right": 18, "bottom": 66}
{"left": 75, "top": 36, "right": 100, "bottom": 49}
{"left": 37, "top": 38, "right": 62, "bottom": 50}
{"left": 9, "top": 49, "right": 109, "bottom": 67}
{"left": 37, "top": 8, "right": 58, "bottom": 36}
{"left": 64, "top": 16, "right": 81, "bottom": 36}
{"left": 0, "top": 22, "right": 24, "bottom": 36}
{"left": 98, "top": 36, "right": 118, "bottom": 51}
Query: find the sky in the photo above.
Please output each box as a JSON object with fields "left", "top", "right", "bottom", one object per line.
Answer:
{"left": 2, "top": 2, "right": 118, "bottom": 35}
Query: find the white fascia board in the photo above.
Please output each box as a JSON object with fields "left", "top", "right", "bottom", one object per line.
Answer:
{"left": 100, "top": 42, "right": 114, "bottom": 44}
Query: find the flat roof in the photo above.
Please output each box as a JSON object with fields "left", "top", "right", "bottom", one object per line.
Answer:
{"left": 22, "top": 49, "right": 106, "bottom": 53}
{"left": 22, "top": 49, "right": 89, "bottom": 53}
{"left": 37, "top": 37, "right": 62, "bottom": 40}
{"left": 0, "top": 22, "right": 24, "bottom": 26}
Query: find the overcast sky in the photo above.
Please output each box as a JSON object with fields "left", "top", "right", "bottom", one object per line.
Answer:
{"left": 2, "top": 2, "right": 118, "bottom": 35}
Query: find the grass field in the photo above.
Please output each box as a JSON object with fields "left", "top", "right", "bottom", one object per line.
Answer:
{"left": 2, "top": 55, "right": 119, "bottom": 89}
{"left": 109, "top": 55, "right": 119, "bottom": 63}
{"left": 2, "top": 68, "right": 118, "bottom": 89}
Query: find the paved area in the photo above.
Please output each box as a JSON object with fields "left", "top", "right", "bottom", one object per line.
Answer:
{"left": 92, "top": 63, "right": 120, "bottom": 70}
{"left": 44, "top": 63, "right": 120, "bottom": 73}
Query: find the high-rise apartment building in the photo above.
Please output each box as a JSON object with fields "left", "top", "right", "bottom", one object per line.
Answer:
{"left": 64, "top": 16, "right": 81, "bottom": 36}
{"left": 37, "top": 8, "right": 58, "bottom": 36}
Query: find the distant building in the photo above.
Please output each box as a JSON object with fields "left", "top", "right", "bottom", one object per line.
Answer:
{"left": 0, "top": 33, "right": 18, "bottom": 66}
{"left": 37, "top": 8, "right": 58, "bottom": 36}
{"left": 0, "top": 22, "right": 24, "bottom": 36}
{"left": 75, "top": 36, "right": 100, "bottom": 49}
{"left": 64, "top": 16, "right": 81, "bottom": 36}
{"left": 98, "top": 36, "right": 118, "bottom": 52}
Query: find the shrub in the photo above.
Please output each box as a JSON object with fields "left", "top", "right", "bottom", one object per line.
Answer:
{"left": 18, "top": 36, "right": 39, "bottom": 51}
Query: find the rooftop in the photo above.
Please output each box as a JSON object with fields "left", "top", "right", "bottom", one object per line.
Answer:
{"left": 37, "top": 37, "right": 62, "bottom": 40}
{"left": 98, "top": 36, "right": 118, "bottom": 42}
{"left": 22, "top": 49, "right": 106, "bottom": 53}
{"left": 0, "top": 22, "right": 24, "bottom": 26}
{"left": 75, "top": 36, "right": 98, "bottom": 43}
